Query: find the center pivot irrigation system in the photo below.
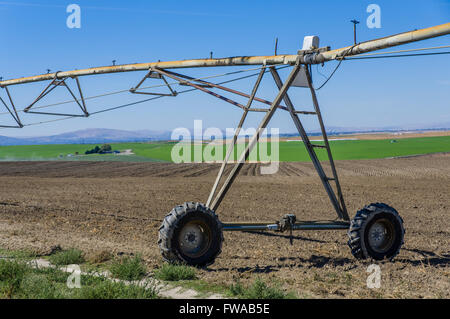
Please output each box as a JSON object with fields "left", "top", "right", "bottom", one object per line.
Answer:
{"left": 1, "top": 23, "right": 449, "bottom": 266}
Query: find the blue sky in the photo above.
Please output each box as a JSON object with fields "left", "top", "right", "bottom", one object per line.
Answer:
{"left": 0, "top": 0, "right": 449, "bottom": 137}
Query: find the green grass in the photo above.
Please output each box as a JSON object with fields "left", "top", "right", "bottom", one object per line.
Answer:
{"left": 0, "top": 135, "right": 449, "bottom": 162}
{"left": 76, "top": 277, "right": 158, "bottom": 299}
{"left": 48, "top": 249, "right": 85, "bottom": 266}
{"left": 175, "top": 279, "right": 229, "bottom": 298}
{"left": 109, "top": 255, "right": 147, "bottom": 281}
{"left": 278, "top": 136, "right": 450, "bottom": 161}
{"left": 229, "top": 277, "right": 296, "bottom": 299}
{"left": 0, "top": 259, "right": 159, "bottom": 299}
{"left": 0, "top": 259, "right": 28, "bottom": 298}
{"left": 154, "top": 263, "right": 197, "bottom": 281}
{"left": 0, "top": 248, "right": 37, "bottom": 260}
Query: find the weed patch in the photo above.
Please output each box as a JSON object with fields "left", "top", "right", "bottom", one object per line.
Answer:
{"left": 109, "top": 255, "right": 147, "bottom": 281}
{"left": 154, "top": 263, "right": 197, "bottom": 281}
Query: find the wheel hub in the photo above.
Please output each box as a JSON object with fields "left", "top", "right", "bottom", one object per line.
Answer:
{"left": 180, "top": 224, "right": 203, "bottom": 249}
{"left": 368, "top": 219, "right": 395, "bottom": 253}
{"left": 177, "top": 220, "right": 213, "bottom": 259}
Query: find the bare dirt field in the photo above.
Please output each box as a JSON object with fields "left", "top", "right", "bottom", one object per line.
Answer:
{"left": 0, "top": 155, "right": 449, "bottom": 298}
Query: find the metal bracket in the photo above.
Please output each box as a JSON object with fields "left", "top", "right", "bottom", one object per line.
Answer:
{"left": 278, "top": 214, "right": 297, "bottom": 232}
{"left": 297, "top": 46, "right": 331, "bottom": 56}
{"left": 23, "top": 74, "right": 89, "bottom": 117}
{"left": 278, "top": 214, "right": 296, "bottom": 245}
{"left": 0, "top": 86, "right": 23, "bottom": 128}
{"left": 129, "top": 69, "right": 177, "bottom": 96}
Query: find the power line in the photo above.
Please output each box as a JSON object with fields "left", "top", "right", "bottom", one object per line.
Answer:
{"left": 350, "top": 44, "right": 450, "bottom": 57}
{"left": 344, "top": 50, "right": 450, "bottom": 60}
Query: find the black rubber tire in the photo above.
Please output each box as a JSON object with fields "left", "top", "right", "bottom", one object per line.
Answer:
{"left": 347, "top": 203, "right": 405, "bottom": 261}
{"left": 158, "top": 202, "right": 223, "bottom": 267}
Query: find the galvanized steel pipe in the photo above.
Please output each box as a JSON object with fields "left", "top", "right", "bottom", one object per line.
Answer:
{"left": 1, "top": 23, "right": 449, "bottom": 87}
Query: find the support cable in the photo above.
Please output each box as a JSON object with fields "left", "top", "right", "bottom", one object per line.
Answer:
{"left": 2, "top": 65, "right": 290, "bottom": 129}
{"left": 0, "top": 64, "right": 287, "bottom": 116}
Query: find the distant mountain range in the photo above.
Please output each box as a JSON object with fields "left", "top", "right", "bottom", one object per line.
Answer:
{"left": 0, "top": 124, "right": 449, "bottom": 146}
{"left": 0, "top": 128, "right": 173, "bottom": 146}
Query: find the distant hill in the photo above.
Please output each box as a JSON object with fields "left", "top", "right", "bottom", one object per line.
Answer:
{"left": 0, "top": 128, "right": 172, "bottom": 146}
{"left": 0, "top": 124, "right": 449, "bottom": 146}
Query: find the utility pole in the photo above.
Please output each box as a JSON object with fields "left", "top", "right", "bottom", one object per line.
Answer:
{"left": 350, "top": 19, "right": 360, "bottom": 44}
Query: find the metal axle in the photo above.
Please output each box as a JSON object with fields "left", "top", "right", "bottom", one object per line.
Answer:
{"left": 222, "top": 221, "right": 350, "bottom": 232}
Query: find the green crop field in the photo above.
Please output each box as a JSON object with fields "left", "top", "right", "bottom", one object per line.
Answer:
{"left": 0, "top": 136, "right": 449, "bottom": 163}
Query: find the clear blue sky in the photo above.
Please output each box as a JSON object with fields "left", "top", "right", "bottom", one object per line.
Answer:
{"left": 0, "top": 0, "right": 449, "bottom": 137}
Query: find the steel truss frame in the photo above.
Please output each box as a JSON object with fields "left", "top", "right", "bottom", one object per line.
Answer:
{"left": 129, "top": 69, "right": 178, "bottom": 97}
{"left": 0, "top": 86, "right": 23, "bottom": 128}
{"left": 147, "top": 58, "right": 350, "bottom": 232}
{"left": 23, "top": 74, "right": 89, "bottom": 117}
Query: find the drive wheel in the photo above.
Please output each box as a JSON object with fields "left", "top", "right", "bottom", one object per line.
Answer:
{"left": 158, "top": 202, "right": 223, "bottom": 267}
{"left": 348, "top": 203, "right": 405, "bottom": 260}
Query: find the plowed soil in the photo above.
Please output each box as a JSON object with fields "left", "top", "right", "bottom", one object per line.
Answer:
{"left": 0, "top": 154, "right": 449, "bottom": 298}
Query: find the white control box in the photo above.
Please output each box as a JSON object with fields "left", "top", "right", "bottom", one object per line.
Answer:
{"left": 302, "top": 36, "right": 320, "bottom": 50}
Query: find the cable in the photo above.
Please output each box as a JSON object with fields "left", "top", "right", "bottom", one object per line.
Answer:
{"left": 312, "top": 48, "right": 450, "bottom": 89}
{"left": 2, "top": 48, "right": 447, "bottom": 127}
{"left": 313, "top": 44, "right": 356, "bottom": 90}
{"left": 2, "top": 46, "right": 449, "bottom": 116}
{"left": 2, "top": 44, "right": 449, "bottom": 117}
{"left": 315, "top": 64, "right": 328, "bottom": 81}
{"left": 16, "top": 65, "right": 290, "bottom": 128}
{"left": 344, "top": 51, "right": 450, "bottom": 60}
{"left": 349, "top": 44, "right": 450, "bottom": 58}
{"left": 0, "top": 63, "right": 287, "bottom": 116}
{"left": 314, "top": 59, "right": 344, "bottom": 90}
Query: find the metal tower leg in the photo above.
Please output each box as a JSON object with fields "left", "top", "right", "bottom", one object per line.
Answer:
{"left": 270, "top": 66, "right": 349, "bottom": 221}
{"left": 304, "top": 67, "right": 349, "bottom": 220}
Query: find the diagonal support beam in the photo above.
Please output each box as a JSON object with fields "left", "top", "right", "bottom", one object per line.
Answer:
{"left": 152, "top": 67, "right": 251, "bottom": 111}
{"left": 158, "top": 69, "right": 291, "bottom": 111}
{"left": 209, "top": 60, "right": 303, "bottom": 212}
{"left": 206, "top": 66, "right": 266, "bottom": 207}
